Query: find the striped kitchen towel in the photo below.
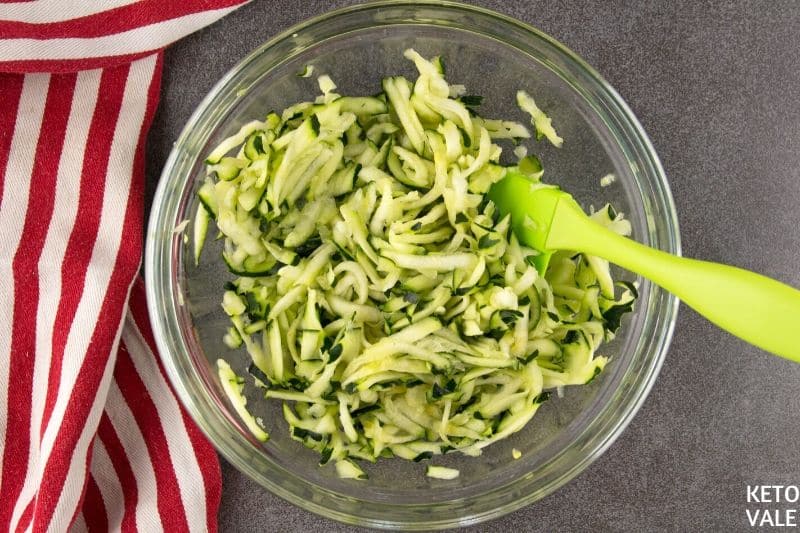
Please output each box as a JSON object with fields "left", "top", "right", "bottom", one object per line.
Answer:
{"left": 0, "top": 2, "right": 248, "bottom": 531}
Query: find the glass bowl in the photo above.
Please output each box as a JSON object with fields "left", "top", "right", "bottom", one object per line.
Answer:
{"left": 145, "top": 1, "right": 680, "bottom": 529}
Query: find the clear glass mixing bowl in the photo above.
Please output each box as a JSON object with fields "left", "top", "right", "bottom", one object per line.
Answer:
{"left": 145, "top": 1, "right": 680, "bottom": 529}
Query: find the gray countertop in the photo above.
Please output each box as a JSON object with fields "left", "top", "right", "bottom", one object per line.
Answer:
{"left": 144, "top": 1, "right": 800, "bottom": 531}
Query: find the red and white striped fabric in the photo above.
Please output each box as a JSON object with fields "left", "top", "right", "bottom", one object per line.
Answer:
{"left": 0, "top": 2, "right": 247, "bottom": 531}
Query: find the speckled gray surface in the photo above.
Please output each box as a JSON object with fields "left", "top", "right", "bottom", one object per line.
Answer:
{"left": 144, "top": 1, "right": 800, "bottom": 531}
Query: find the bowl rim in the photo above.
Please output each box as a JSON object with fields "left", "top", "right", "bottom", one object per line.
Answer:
{"left": 145, "top": 0, "right": 681, "bottom": 528}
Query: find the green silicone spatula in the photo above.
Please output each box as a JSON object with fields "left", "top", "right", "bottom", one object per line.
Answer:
{"left": 488, "top": 171, "right": 800, "bottom": 362}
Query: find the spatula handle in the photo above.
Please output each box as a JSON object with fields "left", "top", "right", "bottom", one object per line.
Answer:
{"left": 549, "top": 197, "right": 800, "bottom": 362}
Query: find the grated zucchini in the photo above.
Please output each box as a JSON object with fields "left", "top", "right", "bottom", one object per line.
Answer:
{"left": 198, "top": 49, "right": 636, "bottom": 480}
{"left": 426, "top": 465, "right": 460, "bottom": 480}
